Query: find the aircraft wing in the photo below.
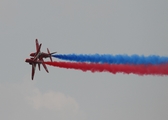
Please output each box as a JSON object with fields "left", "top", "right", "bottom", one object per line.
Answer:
{"left": 41, "top": 58, "right": 49, "bottom": 73}
{"left": 33, "top": 44, "right": 42, "bottom": 61}
{"left": 31, "top": 63, "right": 36, "bottom": 80}
{"left": 36, "top": 39, "right": 40, "bottom": 52}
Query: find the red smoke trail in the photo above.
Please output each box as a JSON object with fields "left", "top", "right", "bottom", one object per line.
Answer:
{"left": 44, "top": 61, "right": 168, "bottom": 75}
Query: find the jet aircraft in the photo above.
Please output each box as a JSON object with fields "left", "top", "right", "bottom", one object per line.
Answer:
{"left": 25, "top": 57, "right": 49, "bottom": 80}
{"left": 30, "top": 39, "right": 56, "bottom": 70}
{"left": 25, "top": 39, "right": 55, "bottom": 80}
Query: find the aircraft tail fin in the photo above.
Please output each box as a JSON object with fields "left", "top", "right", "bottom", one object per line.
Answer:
{"left": 47, "top": 48, "right": 53, "bottom": 62}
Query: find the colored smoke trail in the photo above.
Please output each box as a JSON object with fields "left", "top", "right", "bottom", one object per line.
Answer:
{"left": 44, "top": 61, "right": 168, "bottom": 75}
{"left": 52, "top": 54, "right": 168, "bottom": 65}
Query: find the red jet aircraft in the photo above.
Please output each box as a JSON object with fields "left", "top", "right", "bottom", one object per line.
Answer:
{"left": 25, "top": 57, "right": 46, "bottom": 80}
{"left": 25, "top": 39, "right": 56, "bottom": 80}
{"left": 30, "top": 39, "right": 56, "bottom": 71}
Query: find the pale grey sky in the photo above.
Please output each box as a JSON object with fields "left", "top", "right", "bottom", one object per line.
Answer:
{"left": 0, "top": 0, "right": 168, "bottom": 120}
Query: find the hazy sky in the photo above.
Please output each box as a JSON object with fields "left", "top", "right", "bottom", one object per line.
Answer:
{"left": 0, "top": 0, "right": 168, "bottom": 120}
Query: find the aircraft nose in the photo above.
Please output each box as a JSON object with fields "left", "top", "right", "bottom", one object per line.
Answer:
{"left": 30, "top": 53, "right": 33, "bottom": 56}
{"left": 25, "top": 59, "right": 28, "bottom": 62}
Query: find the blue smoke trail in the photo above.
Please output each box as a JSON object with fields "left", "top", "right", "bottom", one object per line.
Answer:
{"left": 52, "top": 54, "right": 168, "bottom": 65}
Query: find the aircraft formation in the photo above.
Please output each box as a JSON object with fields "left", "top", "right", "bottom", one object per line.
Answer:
{"left": 26, "top": 39, "right": 168, "bottom": 80}
{"left": 25, "top": 39, "right": 56, "bottom": 80}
